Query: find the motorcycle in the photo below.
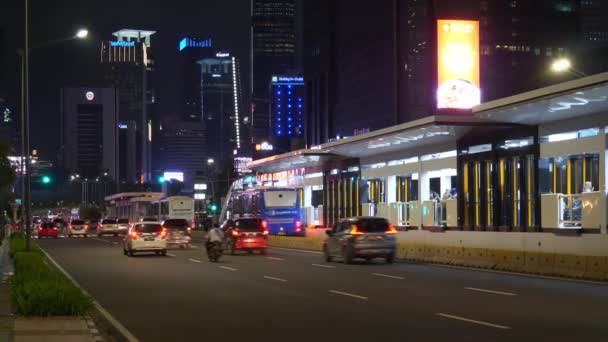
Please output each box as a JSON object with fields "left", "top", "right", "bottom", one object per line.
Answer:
{"left": 207, "top": 241, "right": 223, "bottom": 262}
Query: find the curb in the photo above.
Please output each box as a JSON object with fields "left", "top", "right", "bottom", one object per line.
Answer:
{"left": 39, "top": 248, "right": 140, "bottom": 342}
{"left": 85, "top": 316, "right": 104, "bottom": 342}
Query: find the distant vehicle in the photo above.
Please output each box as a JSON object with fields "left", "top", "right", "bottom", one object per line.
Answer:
{"left": 147, "top": 196, "right": 195, "bottom": 222}
{"left": 161, "top": 219, "right": 192, "bottom": 249}
{"left": 87, "top": 220, "right": 99, "bottom": 230}
{"left": 98, "top": 218, "right": 119, "bottom": 237}
{"left": 226, "top": 187, "right": 304, "bottom": 236}
{"left": 52, "top": 217, "right": 66, "bottom": 229}
{"left": 67, "top": 219, "right": 88, "bottom": 238}
{"left": 323, "top": 217, "right": 397, "bottom": 264}
{"left": 223, "top": 217, "right": 268, "bottom": 255}
{"left": 117, "top": 218, "right": 130, "bottom": 234}
{"left": 38, "top": 222, "right": 59, "bottom": 239}
{"left": 123, "top": 222, "right": 168, "bottom": 257}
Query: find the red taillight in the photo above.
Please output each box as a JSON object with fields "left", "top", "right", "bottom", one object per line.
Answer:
{"left": 98, "top": 224, "right": 103, "bottom": 229}
{"left": 130, "top": 230, "right": 140, "bottom": 240}
{"left": 158, "top": 228, "right": 167, "bottom": 239}
{"left": 262, "top": 230, "right": 269, "bottom": 235}
{"left": 349, "top": 225, "right": 364, "bottom": 235}
{"left": 84, "top": 225, "right": 89, "bottom": 229}
{"left": 231, "top": 228, "right": 240, "bottom": 237}
{"left": 52, "top": 227, "right": 58, "bottom": 231}
{"left": 261, "top": 220, "right": 267, "bottom": 229}
{"left": 386, "top": 224, "right": 397, "bottom": 235}
{"left": 295, "top": 220, "right": 302, "bottom": 232}
{"left": 187, "top": 227, "right": 192, "bottom": 232}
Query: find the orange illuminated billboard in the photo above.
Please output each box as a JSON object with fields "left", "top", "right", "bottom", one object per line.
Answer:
{"left": 437, "top": 19, "right": 480, "bottom": 109}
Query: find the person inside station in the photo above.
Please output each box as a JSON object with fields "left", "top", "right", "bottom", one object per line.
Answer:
{"left": 442, "top": 189, "right": 451, "bottom": 200}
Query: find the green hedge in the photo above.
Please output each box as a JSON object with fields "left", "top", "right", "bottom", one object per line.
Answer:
{"left": 10, "top": 235, "right": 93, "bottom": 316}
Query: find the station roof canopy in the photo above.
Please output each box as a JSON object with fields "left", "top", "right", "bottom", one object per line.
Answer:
{"left": 474, "top": 72, "right": 608, "bottom": 124}
{"left": 248, "top": 115, "right": 506, "bottom": 173}
{"left": 104, "top": 192, "right": 163, "bottom": 202}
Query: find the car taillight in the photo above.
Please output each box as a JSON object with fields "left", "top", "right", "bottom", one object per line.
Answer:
{"left": 84, "top": 225, "right": 89, "bottom": 229}
{"left": 187, "top": 227, "right": 192, "bottom": 232}
{"left": 231, "top": 229, "right": 240, "bottom": 237}
{"left": 261, "top": 220, "right": 267, "bottom": 229}
{"left": 130, "top": 231, "right": 140, "bottom": 240}
{"left": 52, "top": 227, "right": 58, "bottom": 231}
{"left": 386, "top": 224, "right": 397, "bottom": 234}
{"left": 349, "top": 225, "right": 364, "bottom": 235}
{"left": 262, "top": 230, "right": 269, "bottom": 235}
{"left": 38, "top": 227, "right": 43, "bottom": 231}
{"left": 98, "top": 224, "right": 103, "bottom": 229}
{"left": 295, "top": 220, "right": 302, "bottom": 232}
{"left": 158, "top": 228, "right": 167, "bottom": 239}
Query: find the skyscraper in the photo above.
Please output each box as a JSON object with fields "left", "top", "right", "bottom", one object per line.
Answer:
{"left": 177, "top": 36, "right": 214, "bottom": 122}
{"left": 198, "top": 53, "right": 244, "bottom": 162}
{"left": 101, "top": 29, "right": 155, "bottom": 184}
{"left": 160, "top": 120, "right": 206, "bottom": 190}
{"left": 252, "top": 0, "right": 297, "bottom": 141}
{"left": 60, "top": 87, "right": 118, "bottom": 180}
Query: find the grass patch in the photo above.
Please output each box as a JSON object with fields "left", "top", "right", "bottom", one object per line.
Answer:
{"left": 9, "top": 234, "right": 93, "bottom": 316}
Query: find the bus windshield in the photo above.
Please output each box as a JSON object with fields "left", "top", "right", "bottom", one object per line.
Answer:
{"left": 263, "top": 191, "right": 297, "bottom": 208}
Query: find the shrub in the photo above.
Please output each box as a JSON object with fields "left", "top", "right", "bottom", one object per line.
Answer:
{"left": 9, "top": 233, "right": 43, "bottom": 257}
{"left": 10, "top": 235, "right": 93, "bottom": 316}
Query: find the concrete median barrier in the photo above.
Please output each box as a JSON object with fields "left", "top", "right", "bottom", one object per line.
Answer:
{"left": 583, "top": 256, "right": 607, "bottom": 281}
{"left": 554, "top": 254, "right": 587, "bottom": 278}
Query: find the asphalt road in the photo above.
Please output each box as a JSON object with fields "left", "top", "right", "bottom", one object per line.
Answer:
{"left": 37, "top": 234, "right": 608, "bottom": 342}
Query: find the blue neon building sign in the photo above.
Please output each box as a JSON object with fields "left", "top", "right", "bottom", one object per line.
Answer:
{"left": 179, "top": 37, "right": 213, "bottom": 51}
{"left": 109, "top": 41, "right": 135, "bottom": 47}
{"left": 272, "top": 78, "right": 304, "bottom": 138}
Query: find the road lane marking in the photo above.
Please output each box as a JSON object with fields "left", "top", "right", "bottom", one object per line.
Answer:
{"left": 92, "top": 238, "right": 113, "bottom": 244}
{"left": 372, "top": 273, "right": 404, "bottom": 280}
{"left": 272, "top": 247, "right": 323, "bottom": 254}
{"left": 166, "top": 253, "right": 176, "bottom": 257}
{"left": 38, "top": 248, "right": 141, "bottom": 342}
{"left": 465, "top": 287, "right": 517, "bottom": 296}
{"left": 436, "top": 313, "right": 511, "bottom": 330}
{"left": 264, "top": 276, "right": 288, "bottom": 282}
{"left": 312, "top": 263, "right": 335, "bottom": 269}
{"left": 329, "top": 290, "right": 368, "bottom": 300}
{"left": 220, "top": 266, "right": 237, "bottom": 271}
{"left": 267, "top": 257, "right": 285, "bottom": 261}
{"left": 188, "top": 259, "right": 202, "bottom": 263}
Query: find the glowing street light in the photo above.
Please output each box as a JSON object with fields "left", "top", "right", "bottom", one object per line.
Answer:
{"left": 75, "top": 29, "right": 89, "bottom": 39}
{"left": 551, "top": 58, "right": 572, "bottom": 73}
{"left": 207, "top": 158, "right": 215, "bottom": 165}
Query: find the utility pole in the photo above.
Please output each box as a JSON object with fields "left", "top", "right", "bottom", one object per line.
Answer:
{"left": 24, "top": 0, "right": 32, "bottom": 251}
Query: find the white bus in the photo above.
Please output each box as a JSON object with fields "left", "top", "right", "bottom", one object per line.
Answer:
{"left": 147, "top": 196, "right": 195, "bottom": 222}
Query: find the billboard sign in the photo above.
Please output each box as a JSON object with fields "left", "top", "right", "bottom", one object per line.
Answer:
{"left": 437, "top": 19, "right": 480, "bottom": 109}
{"left": 271, "top": 75, "right": 304, "bottom": 85}
{"left": 163, "top": 172, "right": 184, "bottom": 182}
{"left": 109, "top": 40, "right": 135, "bottom": 47}
{"left": 179, "top": 37, "right": 212, "bottom": 51}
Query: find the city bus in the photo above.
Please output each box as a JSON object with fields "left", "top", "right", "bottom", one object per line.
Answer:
{"left": 226, "top": 187, "right": 304, "bottom": 236}
{"left": 147, "top": 196, "right": 195, "bottom": 223}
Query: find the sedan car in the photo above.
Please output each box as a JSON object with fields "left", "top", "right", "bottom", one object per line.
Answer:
{"left": 224, "top": 218, "right": 269, "bottom": 255}
{"left": 323, "top": 217, "right": 397, "bottom": 264}
{"left": 38, "top": 222, "right": 59, "bottom": 239}
{"left": 117, "top": 218, "right": 130, "bottom": 235}
{"left": 161, "top": 219, "right": 192, "bottom": 248}
{"left": 98, "top": 218, "right": 120, "bottom": 236}
{"left": 67, "top": 219, "right": 88, "bottom": 237}
{"left": 123, "top": 222, "right": 168, "bottom": 256}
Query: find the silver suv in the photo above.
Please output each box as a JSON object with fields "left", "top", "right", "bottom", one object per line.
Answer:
{"left": 323, "top": 217, "right": 397, "bottom": 264}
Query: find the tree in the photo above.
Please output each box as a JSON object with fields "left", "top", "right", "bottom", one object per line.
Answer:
{"left": 0, "top": 140, "right": 16, "bottom": 225}
{"left": 79, "top": 204, "right": 102, "bottom": 221}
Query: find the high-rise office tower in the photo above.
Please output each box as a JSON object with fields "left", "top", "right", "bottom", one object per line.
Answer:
{"left": 101, "top": 29, "right": 155, "bottom": 184}
{"left": 160, "top": 120, "right": 206, "bottom": 190}
{"left": 60, "top": 87, "right": 118, "bottom": 179}
{"left": 177, "top": 36, "right": 214, "bottom": 122}
{"left": 198, "top": 53, "right": 244, "bottom": 163}
{"left": 252, "top": 0, "right": 297, "bottom": 141}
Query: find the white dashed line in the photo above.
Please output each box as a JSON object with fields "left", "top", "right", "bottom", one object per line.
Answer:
{"left": 464, "top": 287, "right": 517, "bottom": 296}
{"left": 272, "top": 247, "right": 323, "bottom": 254}
{"left": 266, "top": 257, "right": 285, "bottom": 261}
{"left": 329, "top": 290, "right": 368, "bottom": 300}
{"left": 219, "top": 266, "right": 237, "bottom": 271}
{"left": 264, "top": 276, "right": 288, "bottom": 282}
{"left": 188, "top": 259, "right": 202, "bottom": 263}
{"left": 436, "top": 313, "right": 511, "bottom": 330}
{"left": 92, "top": 238, "right": 112, "bottom": 244}
{"left": 312, "top": 263, "right": 335, "bottom": 269}
{"left": 166, "top": 253, "right": 176, "bottom": 257}
{"left": 372, "top": 273, "right": 404, "bottom": 280}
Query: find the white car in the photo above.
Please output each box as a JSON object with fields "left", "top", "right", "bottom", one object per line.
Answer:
{"left": 67, "top": 219, "right": 88, "bottom": 237}
{"left": 98, "top": 218, "right": 120, "bottom": 237}
{"left": 117, "top": 218, "right": 130, "bottom": 235}
{"left": 123, "top": 222, "right": 168, "bottom": 256}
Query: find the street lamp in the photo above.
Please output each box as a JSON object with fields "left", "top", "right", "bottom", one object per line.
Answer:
{"left": 550, "top": 57, "right": 587, "bottom": 77}
{"left": 207, "top": 158, "right": 215, "bottom": 165}
{"left": 20, "top": 17, "right": 89, "bottom": 250}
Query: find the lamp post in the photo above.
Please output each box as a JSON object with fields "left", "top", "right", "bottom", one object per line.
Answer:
{"left": 20, "top": 4, "right": 88, "bottom": 250}
{"left": 550, "top": 58, "right": 587, "bottom": 78}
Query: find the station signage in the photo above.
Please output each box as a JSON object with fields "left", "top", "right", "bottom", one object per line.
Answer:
{"left": 110, "top": 41, "right": 135, "bottom": 47}
{"left": 436, "top": 19, "right": 480, "bottom": 109}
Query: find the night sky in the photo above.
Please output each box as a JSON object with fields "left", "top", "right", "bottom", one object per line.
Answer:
{"left": 1, "top": 0, "right": 250, "bottom": 160}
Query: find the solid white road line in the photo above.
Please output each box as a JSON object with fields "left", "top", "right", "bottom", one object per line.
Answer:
{"left": 166, "top": 253, "right": 176, "bottom": 257}
{"left": 465, "top": 287, "right": 517, "bottom": 297}
{"left": 272, "top": 247, "right": 323, "bottom": 254}
{"left": 264, "top": 276, "right": 288, "bottom": 282}
{"left": 188, "top": 258, "right": 202, "bottom": 263}
{"left": 328, "top": 290, "right": 368, "bottom": 300}
{"left": 436, "top": 313, "right": 511, "bottom": 330}
{"left": 266, "top": 257, "right": 285, "bottom": 261}
{"left": 39, "top": 248, "right": 141, "bottom": 342}
{"left": 220, "top": 266, "right": 237, "bottom": 271}
{"left": 311, "top": 263, "right": 335, "bottom": 269}
{"left": 372, "top": 273, "right": 404, "bottom": 280}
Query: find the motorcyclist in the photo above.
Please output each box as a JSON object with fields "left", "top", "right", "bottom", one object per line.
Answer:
{"left": 206, "top": 223, "right": 224, "bottom": 257}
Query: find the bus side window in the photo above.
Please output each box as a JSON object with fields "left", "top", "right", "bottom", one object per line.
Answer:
{"left": 252, "top": 194, "right": 260, "bottom": 215}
